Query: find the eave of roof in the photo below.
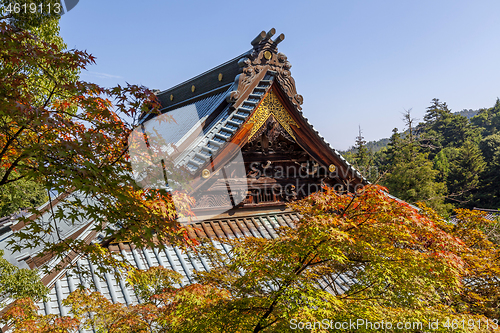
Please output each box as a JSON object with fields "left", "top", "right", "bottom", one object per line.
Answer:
{"left": 140, "top": 50, "right": 251, "bottom": 123}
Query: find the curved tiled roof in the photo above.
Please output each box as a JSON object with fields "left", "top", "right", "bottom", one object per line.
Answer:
{"left": 38, "top": 211, "right": 354, "bottom": 325}
{"left": 153, "top": 65, "right": 367, "bottom": 183}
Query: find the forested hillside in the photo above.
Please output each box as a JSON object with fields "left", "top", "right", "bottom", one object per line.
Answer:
{"left": 343, "top": 98, "right": 500, "bottom": 215}
{"left": 456, "top": 108, "right": 480, "bottom": 119}
{"left": 342, "top": 109, "right": 480, "bottom": 155}
{"left": 342, "top": 137, "right": 390, "bottom": 154}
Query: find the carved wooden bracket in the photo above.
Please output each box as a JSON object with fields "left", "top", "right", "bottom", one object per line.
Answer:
{"left": 228, "top": 29, "right": 304, "bottom": 110}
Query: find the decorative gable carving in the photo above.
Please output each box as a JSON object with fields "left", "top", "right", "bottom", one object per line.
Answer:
{"left": 228, "top": 29, "right": 304, "bottom": 111}
{"left": 247, "top": 90, "right": 299, "bottom": 141}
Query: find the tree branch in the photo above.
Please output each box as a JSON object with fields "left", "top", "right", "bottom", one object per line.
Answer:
{"left": 0, "top": 125, "right": 26, "bottom": 162}
{"left": 0, "top": 13, "right": 13, "bottom": 21}
{"left": 0, "top": 153, "right": 26, "bottom": 186}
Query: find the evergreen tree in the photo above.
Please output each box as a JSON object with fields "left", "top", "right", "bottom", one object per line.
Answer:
{"left": 478, "top": 154, "right": 500, "bottom": 208}
{"left": 432, "top": 147, "right": 459, "bottom": 183}
{"left": 424, "top": 98, "right": 452, "bottom": 123}
{"left": 474, "top": 134, "right": 500, "bottom": 208}
{"left": 383, "top": 111, "right": 450, "bottom": 214}
{"left": 447, "top": 141, "right": 486, "bottom": 208}
{"left": 354, "top": 126, "right": 370, "bottom": 166}
{"left": 382, "top": 128, "right": 402, "bottom": 168}
{"left": 471, "top": 98, "right": 500, "bottom": 136}
{"left": 368, "top": 99, "right": 497, "bottom": 210}
{"left": 353, "top": 126, "right": 377, "bottom": 181}
{"left": 480, "top": 133, "right": 500, "bottom": 163}
{"left": 419, "top": 99, "right": 480, "bottom": 162}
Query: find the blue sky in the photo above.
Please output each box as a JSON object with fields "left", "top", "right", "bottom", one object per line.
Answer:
{"left": 59, "top": 1, "right": 500, "bottom": 150}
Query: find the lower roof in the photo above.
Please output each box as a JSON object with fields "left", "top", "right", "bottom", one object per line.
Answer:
{"left": 38, "top": 210, "right": 354, "bottom": 321}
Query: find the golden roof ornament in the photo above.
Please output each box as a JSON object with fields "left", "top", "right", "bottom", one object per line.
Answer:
{"left": 248, "top": 90, "right": 299, "bottom": 140}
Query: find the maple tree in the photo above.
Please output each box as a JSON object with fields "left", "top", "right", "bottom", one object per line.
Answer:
{"left": 5, "top": 185, "right": 499, "bottom": 332}
{"left": 0, "top": 249, "right": 48, "bottom": 305}
{"left": 0, "top": 12, "right": 196, "bottom": 279}
{"left": 418, "top": 205, "right": 500, "bottom": 320}
{"left": 0, "top": 8, "right": 199, "bottom": 331}
{"left": 0, "top": 7, "right": 70, "bottom": 216}
{"left": 185, "top": 185, "right": 491, "bottom": 332}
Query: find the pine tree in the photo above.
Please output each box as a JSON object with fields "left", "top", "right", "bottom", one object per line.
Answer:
{"left": 474, "top": 134, "right": 500, "bottom": 208}
{"left": 383, "top": 111, "right": 451, "bottom": 214}
{"left": 353, "top": 126, "right": 369, "bottom": 174}
{"left": 447, "top": 141, "right": 486, "bottom": 208}
{"left": 420, "top": 99, "right": 480, "bottom": 157}
{"left": 424, "top": 98, "right": 452, "bottom": 123}
{"left": 432, "top": 147, "right": 459, "bottom": 183}
{"left": 354, "top": 126, "right": 369, "bottom": 164}
{"left": 385, "top": 128, "right": 402, "bottom": 163}
{"left": 472, "top": 98, "right": 500, "bottom": 136}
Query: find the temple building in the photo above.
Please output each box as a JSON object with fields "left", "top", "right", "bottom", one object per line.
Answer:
{"left": 0, "top": 29, "right": 366, "bottom": 321}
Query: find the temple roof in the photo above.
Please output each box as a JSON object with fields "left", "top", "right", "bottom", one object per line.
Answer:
{"left": 138, "top": 28, "right": 367, "bottom": 185}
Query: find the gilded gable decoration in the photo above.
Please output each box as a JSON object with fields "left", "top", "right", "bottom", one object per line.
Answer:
{"left": 248, "top": 90, "right": 299, "bottom": 141}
